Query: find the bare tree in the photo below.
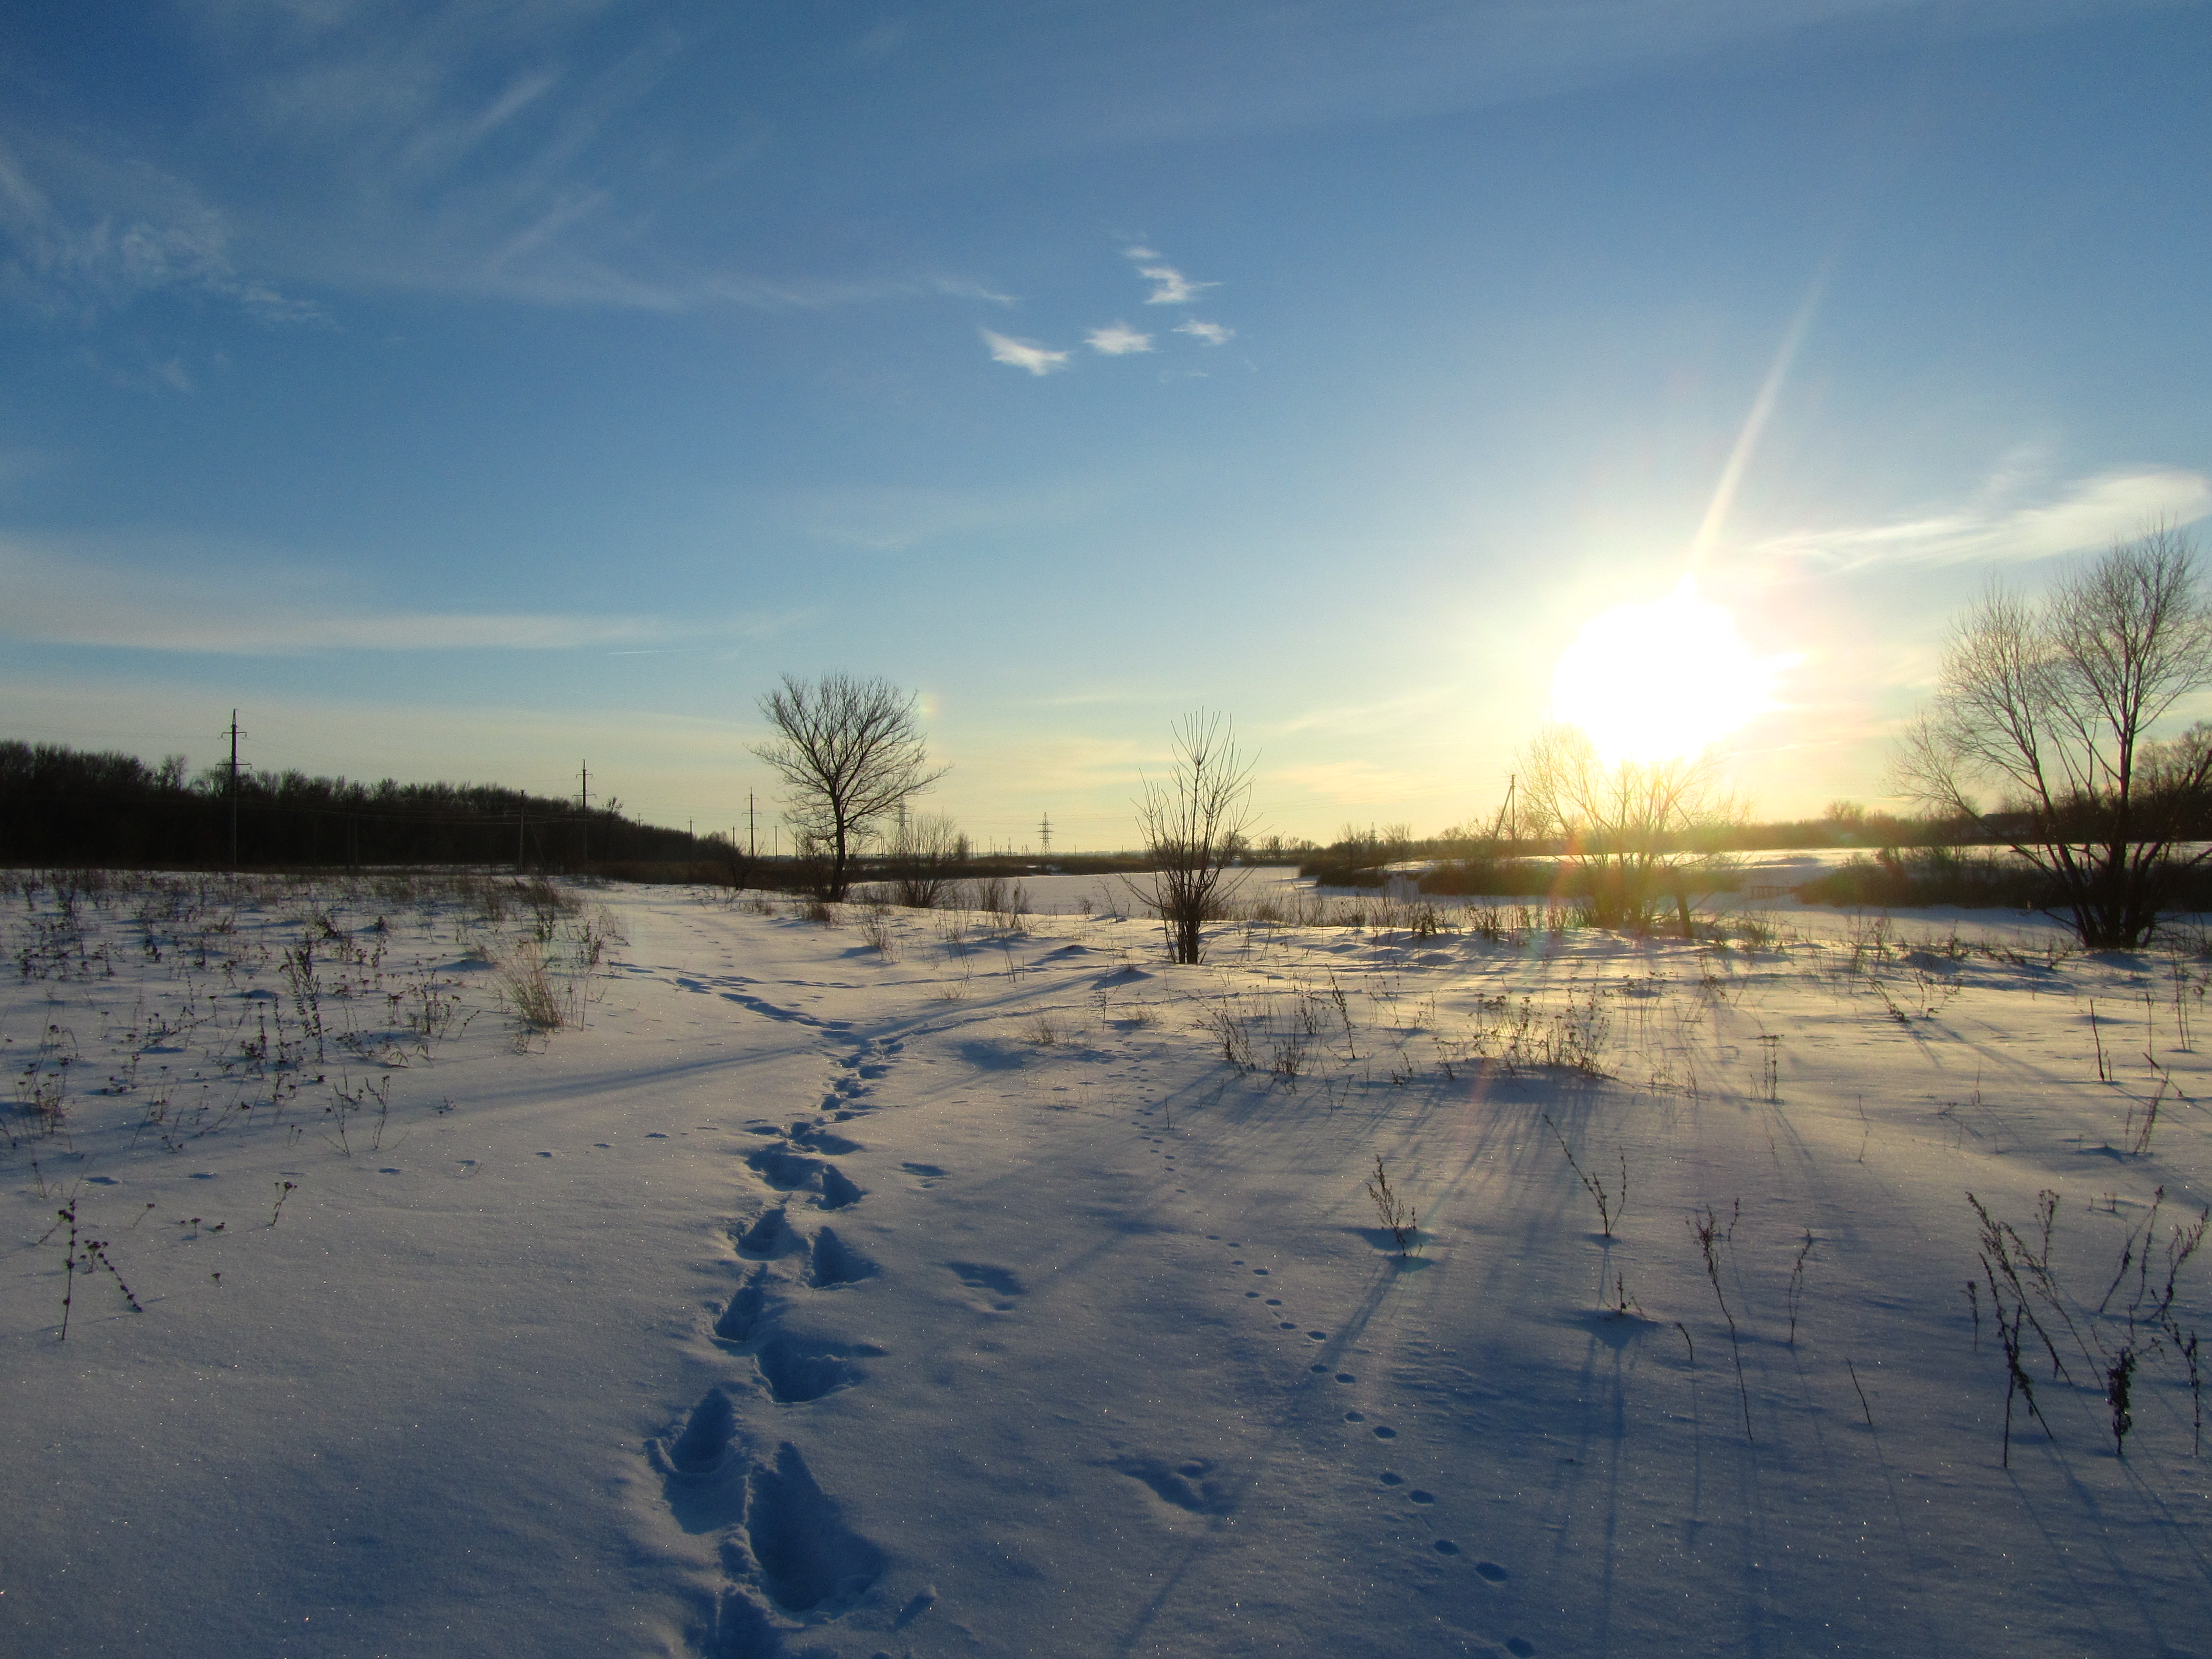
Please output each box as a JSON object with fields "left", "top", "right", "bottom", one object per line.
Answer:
{"left": 1518, "top": 724, "right": 1742, "bottom": 934}
{"left": 1130, "top": 712, "right": 1258, "bottom": 965}
{"left": 752, "top": 673, "right": 947, "bottom": 901}
{"left": 1895, "top": 527, "right": 2212, "bottom": 948}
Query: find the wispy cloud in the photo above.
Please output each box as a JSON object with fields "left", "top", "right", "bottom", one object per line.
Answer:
{"left": 1270, "top": 687, "right": 1461, "bottom": 739}
{"left": 0, "top": 13, "right": 1019, "bottom": 324}
{"left": 1268, "top": 758, "right": 1436, "bottom": 805}
{"left": 1137, "top": 264, "right": 1216, "bottom": 305}
{"left": 0, "top": 531, "right": 780, "bottom": 654}
{"left": 1745, "top": 466, "right": 2212, "bottom": 573}
{"left": 1086, "top": 322, "right": 1153, "bottom": 355}
{"left": 784, "top": 478, "right": 1115, "bottom": 552}
{"left": 0, "top": 136, "right": 325, "bottom": 325}
{"left": 1121, "top": 245, "right": 1160, "bottom": 261}
{"left": 1174, "top": 319, "right": 1232, "bottom": 345}
{"left": 981, "top": 327, "right": 1070, "bottom": 375}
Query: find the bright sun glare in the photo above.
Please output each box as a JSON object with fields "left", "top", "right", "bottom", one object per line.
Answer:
{"left": 1550, "top": 581, "right": 1778, "bottom": 764}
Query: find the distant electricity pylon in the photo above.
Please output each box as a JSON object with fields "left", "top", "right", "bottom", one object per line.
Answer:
{"left": 1038, "top": 812, "right": 1052, "bottom": 857}
{"left": 225, "top": 710, "right": 245, "bottom": 869}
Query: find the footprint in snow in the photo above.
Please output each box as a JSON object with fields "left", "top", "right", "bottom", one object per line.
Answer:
{"left": 809, "top": 1227, "right": 877, "bottom": 1287}
{"left": 659, "top": 1386, "right": 744, "bottom": 1478}
{"left": 695, "top": 1441, "right": 891, "bottom": 1651}
{"left": 746, "top": 1144, "right": 826, "bottom": 1192}
{"left": 713, "top": 1266, "right": 776, "bottom": 1344}
{"left": 790, "top": 1124, "right": 863, "bottom": 1155}
{"left": 753, "top": 1332, "right": 879, "bottom": 1403}
{"left": 734, "top": 1207, "right": 793, "bottom": 1258}
{"left": 743, "top": 1442, "right": 884, "bottom": 1613}
{"left": 1106, "top": 1454, "right": 1238, "bottom": 1517}
{"left": 815, "top": 1165, "right": 865, "bottom": 1210}
{"left": 946, "top": 1261, "right": 1023, "bottom": 1310}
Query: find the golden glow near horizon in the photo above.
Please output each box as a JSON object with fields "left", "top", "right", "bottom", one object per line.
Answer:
{"left": 1549, "top": 580, "right": 1778, "bottom": 763}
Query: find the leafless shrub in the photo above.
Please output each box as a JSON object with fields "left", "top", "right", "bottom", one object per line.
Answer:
{"left": 1129, "top": 712, "right": 1257, "bottom": 965}
{"left": 1365, "top": 1156, "right": 1419, "bottom": 1257}
{"left": 1543, "top": 1114, "right": 1626, "bottom": 1237}
{"left": 888, "top": 812, "right": 966, "bottom": 908}
{"left": 1689, "top": 1201, "right": 1753, "bottom": 1441}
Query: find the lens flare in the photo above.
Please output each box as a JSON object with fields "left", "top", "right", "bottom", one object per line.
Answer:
{"left": 1550, "top": 581, "right": 1778, "bottom": 763}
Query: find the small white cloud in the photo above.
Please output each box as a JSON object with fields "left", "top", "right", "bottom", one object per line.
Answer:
{"left": 1086, "top": 323, "right": 1153, "bottom": 355}
{"left": 1122, "top": 245, "right": 1160, "bottom": 261}
{"left": 1174, "top": 319, "right": 1232, "bottom": 345}
{"left": 981, "top": 328, "right": 1070, "bottom": 376}
{"left": 1138, "top": 265, "right": 1216, "bottom": 305}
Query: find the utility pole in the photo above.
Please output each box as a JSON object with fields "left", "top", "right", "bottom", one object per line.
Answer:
{"left": 226, "top": 710, "right": 243, "bottom": 870}
{"left": 518, "top": 807, "right": 527, "bottom": 873}
{"left": 748, "top": 793, "right": 756, "bottom": 857}
{"left": 578, "top": 761, "right": 591, "bottom": 865}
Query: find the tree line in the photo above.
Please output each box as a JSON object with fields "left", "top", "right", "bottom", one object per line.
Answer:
{"left": 0, "top": 742, "right": 700, "bottom": 870}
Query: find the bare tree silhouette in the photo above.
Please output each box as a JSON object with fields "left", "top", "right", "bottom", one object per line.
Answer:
{"left": 753, "top": 674, "right": 946, "bottom": 901}
{"left": 1896, "top": 527, "right": 2212, "bottom": 948}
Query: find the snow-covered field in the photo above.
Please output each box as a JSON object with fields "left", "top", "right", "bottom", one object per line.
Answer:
{"left": 5, "top": 871, "right": 2210, "bottom": 1658}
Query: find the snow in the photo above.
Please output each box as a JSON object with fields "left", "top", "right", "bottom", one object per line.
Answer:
{"left": 5, "top": 872, "right": 2210, "bottom": 1658}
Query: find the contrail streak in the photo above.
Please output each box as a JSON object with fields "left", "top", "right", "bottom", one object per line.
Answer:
{"left": 1684, "top": 274, "right": 1828, "bottom": 577}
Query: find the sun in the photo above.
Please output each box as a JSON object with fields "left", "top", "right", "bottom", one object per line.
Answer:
{"left": 1550, "top": 580, "right": 1778, "bottom": 763}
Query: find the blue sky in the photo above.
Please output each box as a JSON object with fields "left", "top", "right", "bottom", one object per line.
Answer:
{"left": 4, "top": 0, "right": 2209, "bottom": 849}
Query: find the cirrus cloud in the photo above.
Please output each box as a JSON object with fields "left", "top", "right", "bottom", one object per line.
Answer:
{"left": 1747, "top": 465, "right": 2212, "bottom": 573}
